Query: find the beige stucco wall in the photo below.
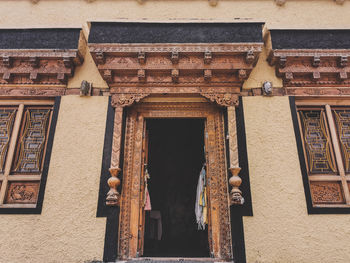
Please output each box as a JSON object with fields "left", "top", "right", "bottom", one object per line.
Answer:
{"left": 0, "top": 0, "right": 349, "bottom": 29}
{"left": 243, "top": 96, "right": 350, "bottom": 263}
{"left": 0, "top": 96, "right": 108, "bottom": 263}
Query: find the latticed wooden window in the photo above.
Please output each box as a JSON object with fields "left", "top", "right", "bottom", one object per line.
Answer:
{"left": 297, "top": 104, "right": 350, "bottom": 208}
{"left": 0, "top": 100, "right": 53, "bottom": 209}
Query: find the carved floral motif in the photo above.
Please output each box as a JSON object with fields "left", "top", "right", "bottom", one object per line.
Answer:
{"left": 6, "top": 182, "right": 39, "bottom": 204}
{"left": 310, "top": 182, "right": 344, "bottom": 204}
{"left": 200, "top": 93, "right": 239, "bottom": 107}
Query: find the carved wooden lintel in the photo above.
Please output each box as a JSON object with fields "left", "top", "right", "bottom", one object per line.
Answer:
{"left": 0, "top": 49, "right": 83, "bottom": 85}
{"left": 89, "top": 43, "right": 262, "bottom": 87}
{"left": 268, "top": 49, "right": 350, "bottom": 87}
{"left": 0, "top": 86, "right": 66, "bottom": 96}
{"left": 111, "top": 93, "right": 151, "bottom": 107}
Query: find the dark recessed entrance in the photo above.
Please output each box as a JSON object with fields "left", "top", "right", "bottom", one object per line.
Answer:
{"left": 143, "top": 119, "right": 209, "bottom": 257}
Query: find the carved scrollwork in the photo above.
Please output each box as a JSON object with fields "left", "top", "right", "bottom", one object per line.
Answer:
{"left": 111, "top": 93, "right": 150, "bottom": 107}
{"left": 200, "top": 92, "right": 239, "bottom": 107}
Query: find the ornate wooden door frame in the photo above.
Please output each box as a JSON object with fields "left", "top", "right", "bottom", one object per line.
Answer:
{"left": 95, "top": 41, "right": 252, "bottom": 260}
{"left": 116, "top": 99, "right": 233, "bottom": 260}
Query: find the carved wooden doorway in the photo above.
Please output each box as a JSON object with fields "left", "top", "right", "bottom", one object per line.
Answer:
{"left": 117, "top": 97, "right": 233, "bottom": 260}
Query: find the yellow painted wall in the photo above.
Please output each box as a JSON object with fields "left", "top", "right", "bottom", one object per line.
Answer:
{"left": 0, "top": 0, "right": 349, "bottom": 29}
{"left": 0, "top": 96, "right": 108, "bottom": 263}
{"left": 243, "top": 96, "right": 350, "bottom": 263}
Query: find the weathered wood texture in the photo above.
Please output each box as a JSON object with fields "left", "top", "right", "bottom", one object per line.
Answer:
{"left": 89, "top": 43, "right": 262, "bottom": 88}
{"left": 117, "top": 101, "right": 233, "bottom": 260}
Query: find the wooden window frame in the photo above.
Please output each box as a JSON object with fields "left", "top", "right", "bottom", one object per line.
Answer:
{"left": 291, "top": 97, "right": 350, "bottom": 213}
{"left": 0, "top": 98, "right": 60, "bottom": 214}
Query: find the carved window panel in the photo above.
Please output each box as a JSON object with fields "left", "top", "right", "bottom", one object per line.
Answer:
{"left": 12, "top": 108, "right": 51, "bottom": 174}
{"left": 299, "top": 110, "right": 337, "bottom": 174}
{"left": 0, "top": 108, "right": 16, "bottom": 173}
{"left": 297, "top": 103, "right": 350, "bottom": 208}
{"left": 0, "top": 101, "right": 53, "bottom": 208}
{"left": 333, "top": 110, "right": 350, "bottom": 173}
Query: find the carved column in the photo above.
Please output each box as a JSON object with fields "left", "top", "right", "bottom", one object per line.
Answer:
{"left": 227, "top": 106, "right": 244, "bottom": 205}
{"left": 106, "top": 106, "right": 123, "bottom": 206}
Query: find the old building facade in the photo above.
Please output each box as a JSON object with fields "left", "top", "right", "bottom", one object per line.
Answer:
{"left": 0, "top": 1, "right": 350, "bottom": 262}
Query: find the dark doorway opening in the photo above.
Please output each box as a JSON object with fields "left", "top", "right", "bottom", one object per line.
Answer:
{"left": 143, "top": 119, "right": 209, "bottom": 257}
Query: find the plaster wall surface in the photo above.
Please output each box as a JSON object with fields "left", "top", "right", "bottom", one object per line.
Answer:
{"left": 0, "top": 96, "right": 108, "bottom": 263}
{"left": 242, "top": 96, "right": 350, "bottom": 263}
{"left": 0, "top": 0, "right": 349, "bottom": 29}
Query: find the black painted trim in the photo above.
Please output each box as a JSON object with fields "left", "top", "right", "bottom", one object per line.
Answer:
{"left": 289, "top": 96, "right": 350, "bottom": 214}
{"left": 271, "top": 29, "right": 350, "bottom": 49}
{"left": 98, "top": 98, "right": 127, "bottom": 261}
{"left": 97, "top": 97, "right": 115, "bottom": 218}
{"left": 224, "top": 97, "right": 252, "bottom": 263}
{"left": 0, "top": 28, "right": 81, "bottom": 49}
{"left": 0, "top": 96, "right": 61, "bottom": 214}
{"left": 236, "top": 98, "right": 253, "bottom": 217}
{"left": 89, "top": 22, "right": 264, "bottom": 44}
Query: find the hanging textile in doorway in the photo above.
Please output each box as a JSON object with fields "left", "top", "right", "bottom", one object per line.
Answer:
{"left": 195, "top": 165, "right": 208, "bottom": 230}
{"left": 144, "top": 168, "right": 152, "bottom": 211}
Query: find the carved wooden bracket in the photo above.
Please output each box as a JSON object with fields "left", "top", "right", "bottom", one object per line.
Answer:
{"left": 268, "top": 49, "right": 350, "bottom": 87}
{"left": 0, "top": 49, "right": 83, "bottom": 85}
{"left": 89, "top": 43, "right": 262, "bottom": 88}
{"left": 111, "top": 93, "right": 151, "bottom": 107}
{"left": 200, "top": 92, "right": 239, "bottom": 107}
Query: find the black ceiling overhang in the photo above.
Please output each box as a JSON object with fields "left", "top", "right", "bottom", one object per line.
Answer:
{"left": 0, "top": 28, "right": 81, "bottom": 49}
{"left": 88, "top": 22, "right": 264, "bottom": 44}
{"left": 270, "top": 29, "right": 350, "bottom": 49}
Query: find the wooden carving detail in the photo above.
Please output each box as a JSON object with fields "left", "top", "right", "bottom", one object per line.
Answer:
{"left": 0, "top": 109, "right": 16, "bottom": 173}
{"left": 268, "top": 49, "right": 350, "bottom": 87}
{"left": 118, "top": 111, "right": 137, "bottom": 258}
{"left": 333, "top": 110, "right": 350, "bottom": 173}
{"left": 106, "top": 107, "right": 123, "bottom": 206}
{"left": 111, "top": 93, "right": 151, "bottom": 107}
{"left": 118, "top": 102, "right": 233, "bottom": 260}
{"left": 0, "top": 87, "right": 66, "bottom": 97}
{"left": 12, "top": 108, "right": 51, "bottom": 173}
{"left": 214, "top": 112, "right": 233, "bottom": 259}
{"left": 89, "top": 43, "right": 262, "bottom": 87}
{"left": 106, "top": 167, "right": 121, "bottom": 206}
{"left": 200, "top": 92, "right": 239, "bottom": 107}
{"left": 310, "top": 181, "right": 345, "bottom": 204}
{"left": 0, "top": 50, "right": 83, "bottom": 85}
{"left": 6, "top": 182, "right": 39, "bottom": 204}
{"left": 299, "top": 110, "right": 337, "bottom": 173}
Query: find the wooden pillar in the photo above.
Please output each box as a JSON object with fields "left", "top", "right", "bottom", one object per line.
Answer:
{"left": 106, "top": 106, "right": 123, "bottom": 206}
{"left": 227, "top": 106, "right": 244, "bottom": 205}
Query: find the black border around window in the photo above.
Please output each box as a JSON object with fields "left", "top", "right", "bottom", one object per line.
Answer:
{"left": 289, "top": 96, "right": 350, "bottom": 214}
{"left": 0, "top": 97, "right": 61, "bottom": 214}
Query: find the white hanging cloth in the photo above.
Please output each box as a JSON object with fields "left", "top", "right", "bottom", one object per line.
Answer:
{"left": 195, "top": 165, "right": 207, "bottom": 230}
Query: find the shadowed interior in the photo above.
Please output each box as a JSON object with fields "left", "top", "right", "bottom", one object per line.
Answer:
{"left": 143, "top": 118, "right": 209, "bottom": 257}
